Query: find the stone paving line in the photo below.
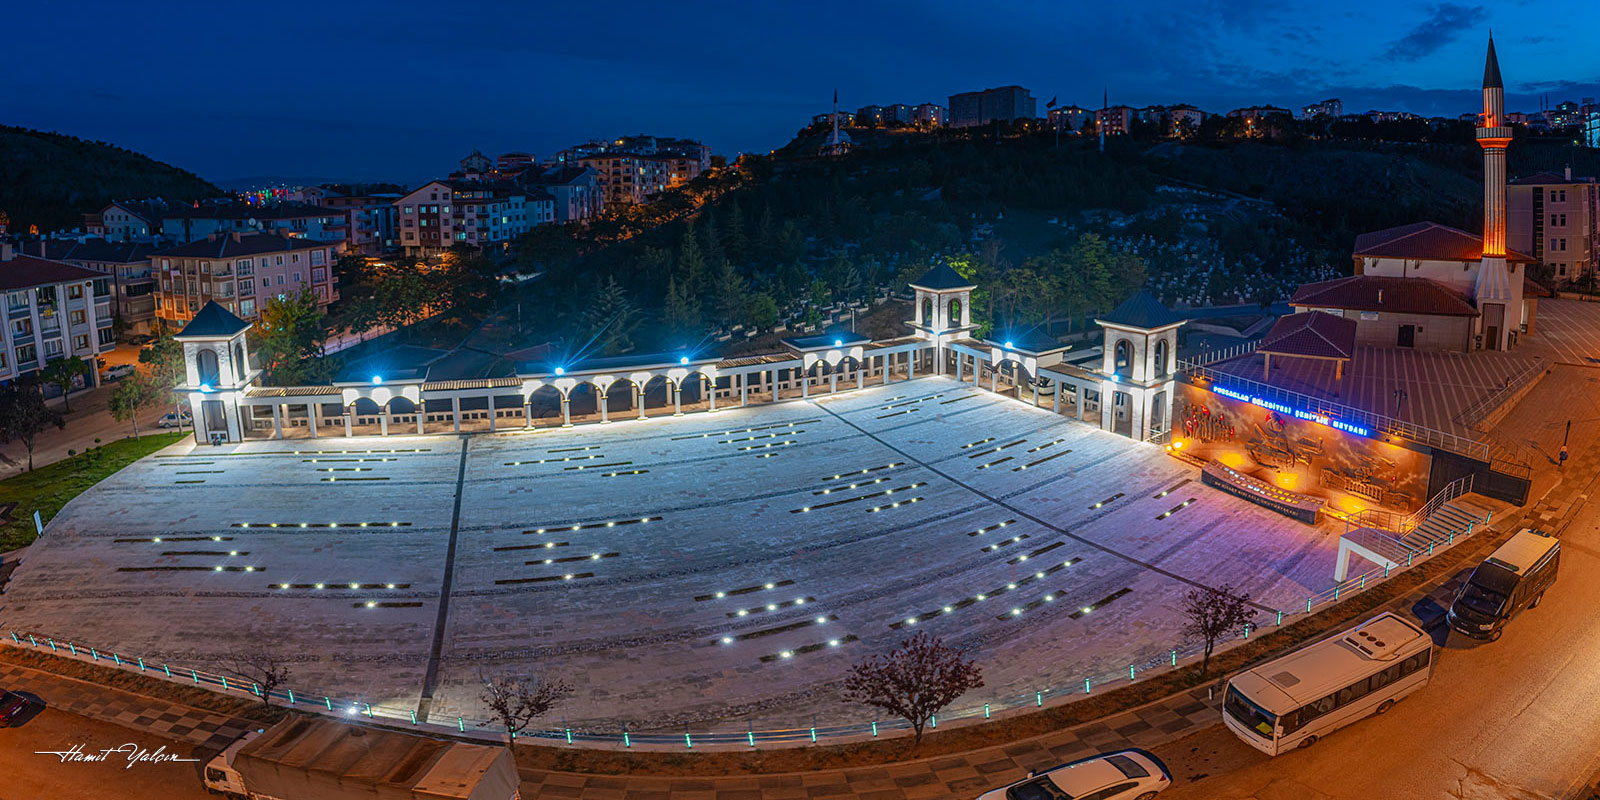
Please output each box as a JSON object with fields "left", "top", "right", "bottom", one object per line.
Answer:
{"left": 1, "top": 429, "right": 1591, "bottom": 799}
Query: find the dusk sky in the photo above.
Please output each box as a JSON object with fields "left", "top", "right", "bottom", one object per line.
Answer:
{"left": 8, "top": 0, "right": 1598, "bottom": 185}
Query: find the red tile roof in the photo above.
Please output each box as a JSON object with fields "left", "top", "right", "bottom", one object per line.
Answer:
{"left": 1353, "top": 221, "right": 1535, "bottom": 264}
{"left": 1258, "top": 311, "right": 1357, "bottom": 360}
{"left": 1290, "top": 275, "right": 1479, "bottom": 317}
{"left": 0, "top": 254, "right": 104, "bottom": 291}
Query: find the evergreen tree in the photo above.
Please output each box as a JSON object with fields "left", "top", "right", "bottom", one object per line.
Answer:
{"left": 662, "top": 276, "right": 701, "bottom": 335}
{"left": 581, "top": 277, "right": 641, "bottom": 355}
{"left": 700, "top": 209, "right": 725, "bottom": 270}
{"left": 746, "top": 292, "right": 779, "bottom": 331}
{"left": 724, "top": 201, "right": 748, "bottom": 264}
{"left": 711, "top": 258, "right": 749, "bottom": 327}
{"left": 677, "top": 228, "right": 706, "bottom": 299}
{"left": 755, "top": 204, "right": 776, "bottom": 264}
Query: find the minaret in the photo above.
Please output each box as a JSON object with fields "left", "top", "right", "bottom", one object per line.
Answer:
{"left": 1473, "top": 34, "right": 1514, "bottom": 347}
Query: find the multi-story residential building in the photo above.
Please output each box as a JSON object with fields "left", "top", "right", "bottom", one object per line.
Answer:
{"left": 27, "top": 240, "right": 158, "bottom": 334}
{"left": 0, "top": 242, "right": 116, "bottom": 386}
{"left": 555, "top": 135, "right": 711, "bottom": 206}
{"left": 460, "top": 149, "right": 493, "bottom": 173}
{"left": 1508, "top": 169, "right": 1600, "bottom": 283}
{"left": 1585, "top": 110, "right": 1600, "bottom": 148}
{"left": 393, "top": 181, "right": 530, "bottom": 257}
{"left": 813, "top": 111, "right": 855, "bottom": 128}
{"left": 856, "top": 105, "right": 886, "bottom": 126}
{"left": 531, "top": 166, "right": 602, "bottom": 223}
{"left": 497, "top": 152, "right": 537, "bottom": 169}
{"left": 1166, "top": 105, "right": 1205, "bottom": 135}
{"left": 1300, "top": 98, "right": 1344, "bottom": 119}
{"left": 322, "top": 194, "right": 400, "bottom": 255}
{"left": 161, "top": 203, "right": 348, "bottom": 245}
{"left": 913, "top": 103, "right": 947, "bottom": 127}
{"left": 1096, "top": 105, "right": 1136, "bottom": 136}
{"left": 86, "top": 200, "right": 167, "bottom": 241}
{"left": 1047, "top": 105, "right": 1090, "bottom": 131}
{"left": 151, "top": 233, "right": 340, "bottom": 325}
{"left": 948, "top": 86, "right": 1036, "bottom": 128}
{"left": 887, "top": 104, "right": 913, "bottom": 125}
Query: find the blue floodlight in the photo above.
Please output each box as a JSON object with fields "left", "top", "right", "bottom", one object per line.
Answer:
{"left": 680, "top": 356, "right": 690, "bottom": 365}
{"left": 1004, "top": 341, "right": 1013, "bottom": 349}
{"left": 554, "top": 367, "right": 565, "bottom": 376}
{"left": 371, "top": 375, "right": 383, "bottom": 385}
{"left": 834, "top": 339, "right": 843, "bottom": 347}
{"left": 199, "top": 383, "right": 212, "bottom": 393}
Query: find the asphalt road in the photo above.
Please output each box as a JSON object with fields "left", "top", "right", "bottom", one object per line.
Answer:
{"left": 0, "top": 705, "right": 217, "bottom": 800}
{"left": 1154, "top": 484, "right": 1600, "bottom": 800}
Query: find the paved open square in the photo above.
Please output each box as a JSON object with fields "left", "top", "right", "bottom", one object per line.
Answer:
{"left": 2, "top": 377, "right": 1343, "bottom": 733}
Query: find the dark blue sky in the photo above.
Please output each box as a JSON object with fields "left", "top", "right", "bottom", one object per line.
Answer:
{"left": 8, "top": 1, "right": 1597, "bottom": 185}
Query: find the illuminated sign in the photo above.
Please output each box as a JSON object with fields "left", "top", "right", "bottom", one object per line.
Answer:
{"left": 1213, "top": 385, "right": 1371, "bottom": 437}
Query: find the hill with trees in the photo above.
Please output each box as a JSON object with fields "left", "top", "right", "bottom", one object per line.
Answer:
{"left": 0, "top": 125, "right": 221, "bottom": 233}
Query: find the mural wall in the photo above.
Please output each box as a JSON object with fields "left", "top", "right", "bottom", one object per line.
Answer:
{"left": 1174, "top": 383, "right": 1431, "bottom": 516}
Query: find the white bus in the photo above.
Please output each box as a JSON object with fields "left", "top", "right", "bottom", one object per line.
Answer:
{"left": 1222, "top": 611, "right": 1433, "bottom": 755}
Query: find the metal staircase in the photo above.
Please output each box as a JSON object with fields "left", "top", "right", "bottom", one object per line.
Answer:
{"left": 1399, "top": 500, "right": 1487, "bottom": 551}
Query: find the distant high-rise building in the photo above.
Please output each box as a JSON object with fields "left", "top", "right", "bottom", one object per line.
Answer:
{"left": 1299, "top": 98, "right": 1344, "bottom": 119}
{"left": 1048, "top": 105, "right": 1091, "bottom": 131}
{"left": 948, "top": 86, "right": 1036, "bottom": 128}
{"left": 856, "top": 105, "right": 886, "bottom": 127}
{"left": 887, "top": 104, "right": 914, "bottom": 124}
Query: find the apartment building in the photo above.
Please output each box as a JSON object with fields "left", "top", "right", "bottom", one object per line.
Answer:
{"left": 1096, "top": 105, "right": 1136, "bottom": 136}
{"left": 161, "top": 203, "right": 349, "bottom": 245}
{"left": 151, "top": 233, "right": 341, "bottom": 325}
{"left": 322, "top": 194, "right": 401, "bottom": 254}
{"left": 86, "top": 200, "right": 167, "bottom": 241}
{"left": 28, "top": 240, "right": 158, "bottom": 334}
{"left": 557, "top": 135, "right": 712, "bottom": 205}
{"left": 1049, "top": 105, "right": 1091, "bottom": 131}
{"left": 531, "top": 166, "right": 602, "bottom": 223}
{"left": 913, "top": 103, "right": 948, "bottom": 127}
{"left": 0, "top": 242, "right": 116, "bottom": 386}
{"left": 948, "top": 86, "right": 1036, "bottom": 128}
{"left": 393, "top": 181, "right": 530, "bottom": 257}
{"left": 1299, "top": 98, "right": 1344, "bottom": 119}
{"left": 1508, "top": 169, "right": 1600, "bottom": 283}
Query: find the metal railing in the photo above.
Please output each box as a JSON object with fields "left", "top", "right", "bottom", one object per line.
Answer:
{"left": 1346, "top": 475, "right": 1474, "bottom": 536}
{"left": 1454, "top": 359, "right": 1547, "bottom": 428}
{"left": 1183, "top": 340, "right": 1259, "bottom": 367}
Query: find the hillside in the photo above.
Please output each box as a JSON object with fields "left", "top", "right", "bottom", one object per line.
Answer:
{"left": 0, "top": 125, "right": 222, "bottom": 233}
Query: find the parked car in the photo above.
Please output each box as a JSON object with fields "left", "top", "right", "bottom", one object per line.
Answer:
{"left": 101, "top": 364, "right": 137, "bottom": 382}
{"left": 977, "top": 750, "right": 1170, "bottom": 800}
{"left": 156, "top": 412, "right": 192, "bottom": 429}
{"left": 0, "top": 689, "right": 31, "bottom": 727}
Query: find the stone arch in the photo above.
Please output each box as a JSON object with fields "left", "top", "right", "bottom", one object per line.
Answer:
{"left": 350, "top": 397, "right": 384, "bottom": 416}
{"left": 922, "top": 297, "right": 935, "bottom": 327}
{"left": 1114, "top": 339, "right": 1132, "bottom": 377}
{"left": 1153, "top": 340, "right": 1169, "bottom": 378}
{"left": 948, "top": 298, "right": 963, "bottom": 328}
{"left": 197, "top": 348, "right": 220, "bottom": 386}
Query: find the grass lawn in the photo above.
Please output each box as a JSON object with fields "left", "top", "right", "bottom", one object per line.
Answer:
{"left": 0, "top": 431, "right": 184, "bottom": 551}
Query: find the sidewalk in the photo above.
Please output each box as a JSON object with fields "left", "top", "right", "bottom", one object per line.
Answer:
{"left": 0, "top": 661, "right": 253, "bottom": 751}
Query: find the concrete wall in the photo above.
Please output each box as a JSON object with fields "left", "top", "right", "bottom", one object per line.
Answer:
{"left": 1301, "top": 306, "right": 1472, "bottom": 351}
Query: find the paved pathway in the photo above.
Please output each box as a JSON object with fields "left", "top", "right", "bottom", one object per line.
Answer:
{"left": 0, "top": 661, "right": 252, "bottom": 751}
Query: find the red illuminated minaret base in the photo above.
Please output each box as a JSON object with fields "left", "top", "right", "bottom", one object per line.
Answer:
{"left": 1473, "top": 34, "right": 1514, "bottom": 348}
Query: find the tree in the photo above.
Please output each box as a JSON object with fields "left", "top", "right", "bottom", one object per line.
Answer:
{"left": 40, "top": 356, "right": 91, "bottom": 412}
{"left": 724, "top": 201, "right": 748, "bottom": 263}
{"left": 711, "top": 259, "right": 749, "bottom": 327}
{"left": 0, "top": 381, "right": 66, "bottom": 471}
{"left": 109, "top": 372, "right": 161, "bottom": 439}
{"left": 581, "top": 277, "right": 642, "bottom": 355}
{"left": 662, "top": 276, "right": 701, "bottom": 336}
{"left": 746, "top": 292, "right": 780, "bottom": 331}
{"left": 677, "top": 228, "right": 706, "bottom": 299}
{"left": 216, "top": 647, "right": 293, "bottom": 711}
{"left": 140, "top": 326, "right": 188, "bottom": 431}
{"left": 479, "top": 671, "right": 572, "bottom": 747}
{"left": 842, "top": 632, "right": 983, "bottom": 746}
{"left": 1180, "top": 583, "right": 1255, "bottom": 676}
{"left": 254, "top": 288, "right": 335, "bottom": 386}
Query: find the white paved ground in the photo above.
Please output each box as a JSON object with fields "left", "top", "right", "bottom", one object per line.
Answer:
{"left": 1, "top": 377, "right": 1343, "bottom": 733}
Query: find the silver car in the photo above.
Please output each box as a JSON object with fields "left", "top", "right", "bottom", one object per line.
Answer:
{"left": 977, "top": 749, "right": 1170, "bottom": 800}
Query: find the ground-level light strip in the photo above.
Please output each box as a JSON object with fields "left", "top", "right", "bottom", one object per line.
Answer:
{"left": 890, "top": 557, "right": 1082, "bottom": 630}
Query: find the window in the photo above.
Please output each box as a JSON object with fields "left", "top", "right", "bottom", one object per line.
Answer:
{"left": 69, "top": 310, "right": 86, "bottom": 325}
{"left": 7, "top": 291, "right": 29, "bottom": 310}
{"left": 292, "top": 272, "right": 301, "bottom": 283}
{"left": 98, "top": 328, "right": 114, "bottom": 346}
{"left": 11, "top": 319, "right": 32, "bottom": 337}
{"left": 276, "top": 275, "right": 285, "bottom": 286}
{"left": 73, "top": 334, "right": 88, "bottom": 350}
{"left": 312, "top": 268, "right": 326, "bottom": 282}
{"left": 0, "top": 351, "right": 6, "bottom": 369}
{"left": 44, "top": 339, "right": 63, "bottom": 357}
{"left": 311, "top": 250, "right": 325, "bottom": 266}
{"left": 67, "top": 284, "right": 84, "bottom": 299}
{"left": 161, "top": 259, "right": 170, "bottom": 269}
{"left": 260, "top": 278, "right": 270, "bottom": 289}
{"left": 275, "top": 256, "right": 284, "bottom": 265}
{"left": 201, "top": 261, "right": 210, "bottom": 274}
{"left": 241, "top": 299, "right": 256, "bottom": 317}
{"left": 291, "top": 253, "right": 300, "bottom": 264}
{"left": 404, "top": 205, "right": 413, "bottom": 214}
{"left": 1552, "top": 214, "right": 1567, "bottom": 226}
{"left": 15, "top": 344, "right": 36, "bottom": 364}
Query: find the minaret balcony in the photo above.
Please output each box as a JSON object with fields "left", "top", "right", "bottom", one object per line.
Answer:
{"left": 1476, "top": 126, "right": 1513, "bottom": 141}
